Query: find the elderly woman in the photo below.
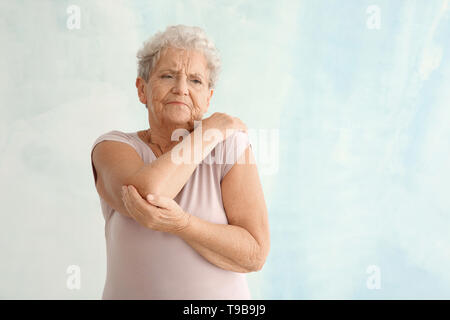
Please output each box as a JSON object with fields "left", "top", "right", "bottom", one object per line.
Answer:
{"left": 90, "top": 25, "right": 270, "bottom": 299}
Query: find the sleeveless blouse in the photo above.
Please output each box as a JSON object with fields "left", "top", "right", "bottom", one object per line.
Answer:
{"left": 90, "top": 129, "right": 252, "bottom": 299}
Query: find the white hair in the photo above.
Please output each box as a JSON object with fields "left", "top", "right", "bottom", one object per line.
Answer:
{"left": 136, "top": 25, "right": 221, "bottom": 89}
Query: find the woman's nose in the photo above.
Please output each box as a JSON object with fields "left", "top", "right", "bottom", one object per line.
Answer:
{"left": 171, "top": 77, "right": 189, "bottom": 95}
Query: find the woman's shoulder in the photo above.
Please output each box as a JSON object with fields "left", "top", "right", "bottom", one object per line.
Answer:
{"left": 212, "top": 130, "right": 252, "bottom": 180}
{"left": 94, "top": 129, "right": 135, "bottom": 139}
{"left": 221, "top": 130, "right": 251, "bottom": 154}
{"left": 91, "top": 129, "right": 141, "bottom": 152}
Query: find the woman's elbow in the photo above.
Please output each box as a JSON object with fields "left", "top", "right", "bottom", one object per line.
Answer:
{"left": 125, "top": 170, "right": 166, "bottom": 199}
{"left": 250, "top": 241, "right": 270, "bottom": 272}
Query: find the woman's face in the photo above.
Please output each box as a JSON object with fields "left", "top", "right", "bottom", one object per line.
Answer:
{"left": 137, "top": 47, "right": 214, "bottom": 130}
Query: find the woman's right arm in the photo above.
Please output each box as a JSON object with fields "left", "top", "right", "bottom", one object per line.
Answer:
{"left": 91, "top": 113, "right": 247, "bottom": 217}
{"left": 126, "top": 118, "right": 224, "bottom": 199}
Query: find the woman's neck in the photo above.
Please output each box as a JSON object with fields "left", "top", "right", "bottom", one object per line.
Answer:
{"left": 145, "top": 123, "right": 194, "bottom": 155}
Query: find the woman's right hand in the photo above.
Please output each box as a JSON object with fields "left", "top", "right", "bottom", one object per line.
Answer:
{"left": 202, "top": 112, "right": 248, "bottom": 142}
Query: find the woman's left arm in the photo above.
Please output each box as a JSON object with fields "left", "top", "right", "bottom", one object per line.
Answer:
{"left": 175, "top": 146, "right": 271, "bottom": 273}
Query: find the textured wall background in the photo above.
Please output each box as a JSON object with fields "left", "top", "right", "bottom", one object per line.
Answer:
{"left": 0, "top": 0, "right": 449, "bottom": 299}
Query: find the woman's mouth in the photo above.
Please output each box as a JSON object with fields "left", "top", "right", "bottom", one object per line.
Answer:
{"left": 167, "top": 101, "right": 188, "bottom": 106}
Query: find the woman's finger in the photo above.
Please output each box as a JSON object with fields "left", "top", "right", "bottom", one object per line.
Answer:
{"left": 146, "top": 193, "right": 173, "bottom": 209}
{"left": 122, "top": 187, "right": 144, "bottom": 218}
{"left": 126, "top": 185, "right": 157, "bottom": 213}
{"left": 122, "top": 195, "right": 138, "bottom": 217}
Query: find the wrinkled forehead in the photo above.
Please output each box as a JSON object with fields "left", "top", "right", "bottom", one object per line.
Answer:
{"left": 155, "top": 47, "right": 209, "bottom": 76}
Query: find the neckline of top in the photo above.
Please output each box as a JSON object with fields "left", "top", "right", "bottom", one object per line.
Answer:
{"left": 131, "top": 131, "right": 156, "bottom": 159}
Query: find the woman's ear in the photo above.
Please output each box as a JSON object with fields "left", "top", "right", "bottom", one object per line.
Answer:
{"left": 136, "top": 77, "right": 147, "bottom": 105}
{"left": 206, "top": 89, "right": 214, "bottom": 108}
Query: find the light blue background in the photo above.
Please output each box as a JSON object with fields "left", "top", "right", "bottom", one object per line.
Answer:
{"left": 0, "top": 0, "right": 449, "bottom": 299}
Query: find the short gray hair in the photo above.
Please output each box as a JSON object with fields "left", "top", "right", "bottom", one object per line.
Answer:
{"left": 136, "top": 25, "right": 221, "bottom": 89}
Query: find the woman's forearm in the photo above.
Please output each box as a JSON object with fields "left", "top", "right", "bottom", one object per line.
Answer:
{"left": 128, "top": 121, "right": 220, "bottom": 199}
{"left": 173, "top": 214, "right": 263, "bottom": 273}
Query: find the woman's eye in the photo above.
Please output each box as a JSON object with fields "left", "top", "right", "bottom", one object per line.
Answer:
{"left": 161, "top": 75, "right": 173, "bottom": 79}
{"left": 191, "top": 79, "right": 202, "bottom": 84}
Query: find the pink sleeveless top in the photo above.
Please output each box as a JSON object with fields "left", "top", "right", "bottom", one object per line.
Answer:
{"left": 90, "top": 129, "right": 252, "bottom": 299}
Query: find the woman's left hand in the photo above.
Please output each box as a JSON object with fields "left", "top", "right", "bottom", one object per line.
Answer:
{"left": 121, "top": 185, "right": 190, "bottom": 234}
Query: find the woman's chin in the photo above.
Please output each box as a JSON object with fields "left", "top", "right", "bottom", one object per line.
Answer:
{"left": 164, "top": 111, "right": 192, "bottom": 127}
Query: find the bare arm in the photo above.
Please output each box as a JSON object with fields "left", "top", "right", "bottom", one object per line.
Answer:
{"left": 92, "top": 113, "right": 247, "bottom": 220}
{"left": 119, "top": 145, "right": 270, "bottom": 272}
{"left": 175, "top": 215, "right": 262, "bottom": 273}
{"left": 127, "top": 114, "right": 247, "bottom": 200}
{"left": 173, "top": 146, "right": 270, "bottom": 273}
{"left": 91, "top": 122, "right": 218, "bottom": 219}
{"left": 127, "top": 120, "right": 220, "bottom": 199}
